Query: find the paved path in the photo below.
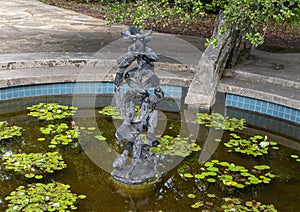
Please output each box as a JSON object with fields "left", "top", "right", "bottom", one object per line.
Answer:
{"left": 0, "top": 0, "right": 124, "bottom": 53}
{"left": 0, "top": 0, "right": 299, "bottom": 112}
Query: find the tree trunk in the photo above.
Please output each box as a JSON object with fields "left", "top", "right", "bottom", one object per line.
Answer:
{"left": 185, "top": 11, "right": 252, "bottom": 109}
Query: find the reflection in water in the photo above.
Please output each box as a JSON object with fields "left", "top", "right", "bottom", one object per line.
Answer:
{"left": 0, "top": 98, "right": 299, "bottom": 211}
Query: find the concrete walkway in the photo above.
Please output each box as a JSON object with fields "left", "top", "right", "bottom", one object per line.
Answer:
{"left": 0, "top": 0, "right": 299, "bottom": 111}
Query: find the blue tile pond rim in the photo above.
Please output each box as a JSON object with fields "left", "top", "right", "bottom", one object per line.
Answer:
{"left": 0, "top": 82, "right": 182, "bottom": 101}
{"left": 0, "top": 82, "right": 299, "bottom": 125}
{"left": 226, "top": 93, "right": 300, "bottom": 125}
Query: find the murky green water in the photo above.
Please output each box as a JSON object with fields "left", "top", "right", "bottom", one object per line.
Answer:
{"left": 0, "top": 95, "right": 299, "bottom": 211}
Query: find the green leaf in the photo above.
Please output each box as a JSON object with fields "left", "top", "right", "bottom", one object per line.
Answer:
{"left": 187, "top": 194, "right": 196, "bottom": 199}
{"left": 207, "top": 194, "right": 216, "bottom": 198}
{"left": 95, "top": 135, "right": 107, "bottom": 141}
{"left": 35, "top": 175, "right": 43, "bottom": 179}
{"left": 254, "top": 165, "right": 270, "bottom": 170}
{"left": 191, "top": 202, "right": 203, "bottom": 208}
{"left": 78, "top": 195, "right": 87, "bottom": 199}
{"left": 25, "top": 173, "right": 35, "bottom": 178}
{"left": 194, "top": 174, "right": 205, "bottom": 179}
{"left": 37, "top": 137, "right": 46, "bottom": 141}
{"left": 207, "top": 178, "right": 216, "bottom": 183}
{"left": 183, "top": 173, "right": 193, "bottom": 178}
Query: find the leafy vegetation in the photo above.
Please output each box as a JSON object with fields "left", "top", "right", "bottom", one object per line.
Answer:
{"left": 39, "top": 123, "right": 80, "bottom": 148}
{"left": 27, "top": 103, "right": 77, "bottom": 120}
{"left": 224, "top": 134, "right": 278, "bottom": 157}
{"left": 99, "top": 0, "right": 299, "bottom": 47}
{"left": 5, "top": 182, "right": 86, "bottom": 211}
{"left": 0, "top": 121, "right": 22, "bottom": 141}
{"left": 183, "top": 160, "right": 276, "bottom": 190}
{"left": 103, "top": 0, "right": 209, "bottom": 27}
{"left": 196, "top": 112, "right": 246, "bottom": 131}
{"left": 219, "top": 0, "right": 300, "bottom": 46}
{"left": 2, "top": 152, "right": 67, "bottom": 179}
{"left": 150, "top": 135, "right": 201, "bottom": 157}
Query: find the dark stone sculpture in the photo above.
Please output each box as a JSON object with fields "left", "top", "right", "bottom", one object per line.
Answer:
{"left": 111, "top": 26, "right": 164, "bottom": 184}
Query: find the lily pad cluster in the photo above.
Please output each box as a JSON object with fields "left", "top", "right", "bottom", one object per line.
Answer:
{"left": 27, "top": 103, "right": 77, "bottom": 120}
{"left": 221, "top": 197, "right": 277, "bottom": 211}
{"left": 183, "top": 160, "right": 275, "bottom": 189}
{"left": 5, "top": 182, "right": 86, "bottom": 211}
{"left": 0, "top": 121, "right": 22, "bottom": 141}
{"left": 39, "top": 123, "right": 80, "bottom": 148}
{"left": 196, "top": 112, "right": 246, "bottom": 131}
{"left": 224, "top": 134, "right": 278, "bottom": 157}
{"left": 188, "top": 194, "right": 277, "bottom": 212}
{"left": 98, "top": 105, "right": 141, "bottom": 120}
{"left": 150, "top": 135, "right": 201, "bottom": 157}
{"left": 2, "top": 152, "right": 67, "bottom": 179}
{"left": 98, "top": 106, "right": 123, "bottom": 119}
{"left": 187, "top": 193, "right": 277, "bottom": 211}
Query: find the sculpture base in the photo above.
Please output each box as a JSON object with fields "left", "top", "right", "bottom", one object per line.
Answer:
{"left": 111, "top": 176, "right": 160, "bottom": 198}
{"left": 111, "top": 160, "right": 157, "bottom": 185}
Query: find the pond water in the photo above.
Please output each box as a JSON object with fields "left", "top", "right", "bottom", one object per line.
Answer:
{"left": 0, "top": 95, "right": 299, "bottom": 211}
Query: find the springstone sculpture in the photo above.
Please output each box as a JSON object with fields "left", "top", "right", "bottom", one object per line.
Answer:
{"left": 112, "top": 26, "right": 164, "bottom": 184}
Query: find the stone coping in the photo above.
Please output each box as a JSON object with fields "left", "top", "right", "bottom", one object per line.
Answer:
{"left": 0, "top": 52, "right": 299, "bottom": 113}
{"left": 0, "top": 53, "right": 196, "bottom": 89}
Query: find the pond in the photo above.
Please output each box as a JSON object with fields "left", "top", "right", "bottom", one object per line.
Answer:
{"left": 0, "top": 95, "right": 299, "bottom": 211}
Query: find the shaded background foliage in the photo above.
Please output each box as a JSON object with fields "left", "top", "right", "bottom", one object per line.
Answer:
{"left": 43, "top": 0, "right": 300, "bottom": 49}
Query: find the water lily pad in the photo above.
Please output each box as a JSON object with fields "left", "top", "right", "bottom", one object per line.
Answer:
{"left": 3, "top": 152, "right": 67, "bottom": 178}
{"left": 40, "top": 123, "right": 80, "bottom": 148}
{"left": 254, "top": 165, "right": 270, "bottom": 170}
{"left": 37, "top": 137, "right": 46, "bottom": 141}
{"left": 0, "top": 121, "right": 22, "bottom": 141}
{"left": 78, "top": 195, "right": 87, "bottom": 199}
{"left": 196, "top": 113, "right": 246, "bottom": 131}
{"left": 95, "top": 135, "right": 107, "bottom": 141}
{"left": 187, "top": 194, "right": 196, "bottom": 199}
{"left": 27, "top": 103, "right": 77, "bottom": 120}
{"left": 25, "top": 173, "right": 35, "bottom": 178}
{"left": 224, "top": 134, "right": 278, "bottom": 157}
{"left": 207, "top": 194, "right": 216, "bottom": 198}
{"left": 191, "top": 202, "right": 203, "bottom": 208}
{"left": 193, "top": 160, "right": 275, "bottom": 190}
{"left": 221, "top": 198, "right": 277, "bottom": 211}
{"left": 183, "top": 173, "right": 193, "bottom": 178}
{"left": 150, "top": 135, "right": 201, "bottom": 157}
{"left": 98, "top": 106, "right": 124, "bottom": 119}
{"left": 35, "top": 175, "right": 43, "bottom": 179}
{"left": 235, "top": 183, "right": 245, "bottom": 188}
{"left": 194, "top": 174, "right": 205, "bottom": 179}
{"left": 207, "top": 178, "right": 216, "bottom": 183}
{"left": 5, "top": 182, "right": 85, "bottom": 211}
